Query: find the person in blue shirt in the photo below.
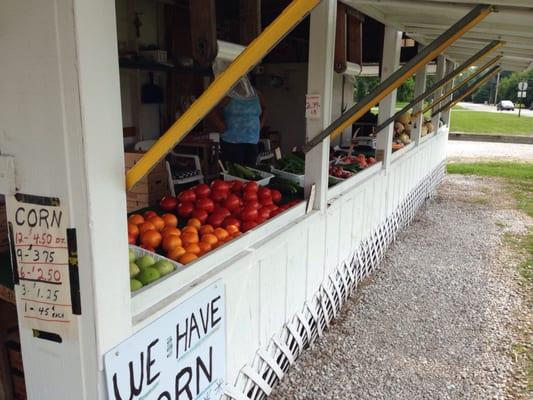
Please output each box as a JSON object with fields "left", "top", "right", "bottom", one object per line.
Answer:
{"left": 210, "top": 75, "right": 266, "bottom": 166}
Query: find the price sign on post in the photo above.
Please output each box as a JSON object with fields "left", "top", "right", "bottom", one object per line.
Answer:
{"left": 518, "top": 81, "right": 528, "bottom": 91}
{"left": 305, "top": 94, "right": 321, "bottom": 120}
{"left": 6, "top": 194, "right": 79, "bottom": 338}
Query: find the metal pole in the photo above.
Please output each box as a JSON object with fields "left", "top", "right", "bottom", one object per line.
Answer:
{"left": 432, "top": 67, "right": 501, "bottom": 116}
{"left": 318, "top": 38, "right": 501, "bottom": 150}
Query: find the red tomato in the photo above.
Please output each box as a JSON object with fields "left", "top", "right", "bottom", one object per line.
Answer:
{"left": 266, "top": 204, "right": 278, "bottom": 213}
{"left": 244, "top": 200, "right": 260, "bottom": 210}
{"left": 140, "top": 244, "right": 155, "bottom": 252}
{"left": 258, "top": 207, "right": 271, "bottom": 220}
{"left": 194, "top": 184, "right": 211, "bottom": 199}
{"left": 128, "top": 233, "right": 137, "bottom": 244}
{"left": 255, "top": 216, "right": 267, "bottom": 225}
{"left": 231, "top": 207, "right": 243, "bottom": 218}
{"left": 223, "top": 217, "right": 241, "bottom": 229}
{"left": 244, "top": 181, "right": 258, "bottom": 193}
{"left": 196, "top": 198, "right": 215, "bottom": 213}
{"left": 207, "top": 212, "right": 225, "bottom": 228}
{"left": 191, "top": 209, "right": 209, "bottom": 224}
{"left": 270, "top": 209, "right": 280, "bottom": 218}
{"left": 258, "top": 187, "right": 271, "bottom": 200}
{"left": 271, "top": 190, "right": 282, "bottom": 204}
{"left": 241, "top": 220, "right": 258, "bottom": 232}
{"left": 211, "top": 180, "right": 230, "bottom": 192}
{"left": 231, "top": 180, "right": 244, "bottom": 194}
{"left": 260, "top": 197, "right": 274, "bottom": 206}
{"left": 223, "top": 194, "right": 241, "bottom": 211}
{"left": 159, "top": 196, "right": 178, "bottom": 212}
{"left": 178, "top": 189, "right": 196, "bottom": 203}
{"left": 243, "top": 191, "right": 258, "bottom": 202}
{"left": 240, "top": 207, "right": 258, "bottom": 222}
{"left": 144, "top": 210, "right": 157, "bottom": 219}
{"left": 210, "top": 189, "right": 227, "bottom": 203}
{"left": 213, "top": 206, "right": 231, "bottom": 218}
{"left": 176, "top": 202, "right": 194, "bottom": 218}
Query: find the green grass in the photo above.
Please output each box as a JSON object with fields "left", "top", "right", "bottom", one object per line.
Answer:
{"left": 448, "top": 161, "right": 533, "bottom": 393}
{"left": 447, "top": 162, "right": 533, "bottom": 185}
{"left": 450, "top": 110, "right": 533, "bottom": 136}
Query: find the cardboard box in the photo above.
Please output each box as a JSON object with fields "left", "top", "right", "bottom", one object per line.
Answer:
{"left": 125, "top": 152, "right": 169, "bottom": 212}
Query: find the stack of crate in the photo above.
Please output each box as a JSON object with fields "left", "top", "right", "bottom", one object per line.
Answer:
{"left": 124, "top": 153, "right": 169, "bottom": 212}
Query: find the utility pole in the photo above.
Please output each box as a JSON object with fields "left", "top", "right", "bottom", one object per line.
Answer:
{"left": 493, "top": 71, "right": 500, "bottom": 105}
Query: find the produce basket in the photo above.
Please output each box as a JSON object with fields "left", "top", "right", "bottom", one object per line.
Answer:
{"left": 221, "top": 168, "right": 274, "bottom": 186}
{"left": 271, "top": 168, "right": 304, "bottom": 187}
{"left": 129, "top": 245, "right": 183, "bottom": 294}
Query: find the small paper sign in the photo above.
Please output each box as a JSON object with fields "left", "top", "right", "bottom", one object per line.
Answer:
{"left": 274, "top": 147, "right": 282, "bottom": 160}
{"left": 305, "top": 94, "right": 321, "bottom": 120}
{"left": 518, "top": 81, "right": 528, "bottom": 91}
{"left": 7, "top": 194, "right": 78, "bottom": 338}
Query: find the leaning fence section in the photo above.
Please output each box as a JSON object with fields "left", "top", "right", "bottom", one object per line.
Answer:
{"left": 224, "top": 161, "right": 446, "bottom": 400}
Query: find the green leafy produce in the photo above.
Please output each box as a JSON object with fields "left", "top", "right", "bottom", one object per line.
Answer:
{"left": 277, "top": 153, "right": 305, "bottom": 174}
{"left": 269, "top": 177, "right": 300, "bottom": 195}
{"left": 227, "top": 162, "right": 262, "bottom": 180}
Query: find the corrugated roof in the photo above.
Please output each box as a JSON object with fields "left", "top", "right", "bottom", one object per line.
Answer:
{"left": 343, "top": 0, "right": 533, "bottom": 71}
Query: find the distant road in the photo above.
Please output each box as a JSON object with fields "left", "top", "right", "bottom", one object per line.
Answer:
{"left": 447, "top": 140, "right": 533, "bottom": 162}
{"left": 457, "top": 102, "right": 533, "bottom": 117}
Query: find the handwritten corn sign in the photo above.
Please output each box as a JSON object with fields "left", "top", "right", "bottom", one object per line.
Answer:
{"left": 305, "top": 94, "right": 321, "bottom": 120}
{"left": 105, "top": 282, "right": 226, "bottom": 400}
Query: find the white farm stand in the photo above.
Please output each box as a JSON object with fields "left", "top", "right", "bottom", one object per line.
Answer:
{"left": 0, "top": 1, "right": 531, "bottom": 399}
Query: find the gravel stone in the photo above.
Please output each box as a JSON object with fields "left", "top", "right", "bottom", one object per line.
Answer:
{"left": 269, "top": 175, "right": 531, "bottom": 400}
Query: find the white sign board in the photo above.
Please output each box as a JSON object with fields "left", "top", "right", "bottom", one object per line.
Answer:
{"left": 518, "top": 81, "right": 528, "bottom": 91}
{"left": 518, "top": 91, "right": 527, "bottom": 98}
{"left": 6, "top": 194, "right": 78, "bottom": 338}
{"left": 105, "top": 281, "right": 226, "bottom": 400}
{"left": 305, "top": 94, "right": 321, "bottom": 120}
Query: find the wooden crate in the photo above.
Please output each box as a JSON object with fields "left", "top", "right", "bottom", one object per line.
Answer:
{"left": 125, "top": 153, "right": 170, "bottom": 212}
{"left": 0, "top": 203, "right": 8, "bottom": 253}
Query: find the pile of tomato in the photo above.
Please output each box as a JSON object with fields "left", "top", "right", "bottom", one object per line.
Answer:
{"left": 127, "top": 180, "right": 300, "bottom": 265}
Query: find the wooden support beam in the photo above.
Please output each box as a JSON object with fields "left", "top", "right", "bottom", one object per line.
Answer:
{"left": 240, "top": 0, "right": 262, "bottom": 45}
{"left": 190, "top": 0, "right": 218, "bottom": 67}
{"left": 347, "top": 13, "right": 363, "bottom": 65}
{"left": 412, "top": 56, "right": 427, "bottom": 146}
{"left": 334, "top": 2, "right": 347, "bottom": 73}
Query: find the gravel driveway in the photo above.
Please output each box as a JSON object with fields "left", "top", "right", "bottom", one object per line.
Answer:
{"left": 269, "top": 175, "right": 532, "bottom": 400}
{"left": 447, "top": 140, "right": 533, "bottom": 162}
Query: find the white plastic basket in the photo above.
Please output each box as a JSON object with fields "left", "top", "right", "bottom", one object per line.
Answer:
{"left": 129, "top": 245, "right": 183, "bottom": 295}
{"left": 271, "top": 168, "right": 304, "bottom": 187}
{"left": 221, "top": 167, "right": 274, "bottom": 186}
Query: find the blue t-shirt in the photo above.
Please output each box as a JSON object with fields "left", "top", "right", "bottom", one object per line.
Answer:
{"left": 222, "top": 95, "right": 261, "bottom": 144}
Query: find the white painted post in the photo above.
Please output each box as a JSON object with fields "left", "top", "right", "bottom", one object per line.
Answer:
{"left": 376, "top": 26, "right": 402, "bottom": 170}
{"left": 441, "top": 60, "right": 456, "bottom": 127}
{"left": 0, "top": 1, "right": 131, "bottom": 398}
{"left": 412, "top": 60, "right": 427, "bottom": 146}
{"left": 305, "top": 0, "right": 337, "bottom": 211}
{"left": 431, "top": 55, "right": 446, "bottom": 132}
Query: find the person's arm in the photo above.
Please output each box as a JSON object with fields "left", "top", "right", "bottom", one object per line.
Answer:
{"left": 208, "top": 97, "right": 230, "bottom": 132}
{"left": 258, "top": 91, "right": 267, "bottom": 128}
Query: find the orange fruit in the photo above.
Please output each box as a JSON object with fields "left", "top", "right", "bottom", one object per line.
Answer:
{"left": 167, "top": 246, "right": 186, "bottom": 261}
{"left": 181, "top": 231, "right": 199, "bottom": 245}
{"left": 198, "top": 241, "right": 212, "bottom": 255}
{"left": 162, "top": 227, "right": 181, "bottom": 238}
{"left": 201, "top": 233, "right": 218, "bottom": 246}
{"left": 232, "top": 231, "right": 242, "bottom": 239}
{"left": 187, "top": 218, "right": 202, "bottom": 229}
{"left": 139, "top": 221, "right": 156, "bottom": 235}
{"left": 140, "top": 230, "right": 162, "bottom": 249}
{"left": 148, "top": 216, "right": 165, "bottom": 232}
{"left": 179, "top": 252, "right": 198, "bottom": 265}
{"left": 199, "top": 224, "right": 214, "bottom": 235}
{"left": 213, "top": 228, "right": 229, "bottom": 241}
{"left": 162, "top": 235, "right": 182, "bottom": 252}
{"left": 182, "top": 225, "right": 198, "bottom": 234}
{"left": 161, "top": 213, "right": 178, "bottom": 228}
{"left": 128, "top": 223, "right": 140, "bottom": 238}
{"left": 128, "top": 214, "right": 144, "bottom": 225}
{"left": 184, "top": 243, "right": 201, "bottom": 255}
{"left": 225, "top": 224, "right": 239, "bottom": 235}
